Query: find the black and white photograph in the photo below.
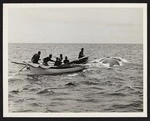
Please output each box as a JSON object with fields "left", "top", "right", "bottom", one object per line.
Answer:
{"left": 3, "top": 3, "right": 147, "bottom": 117}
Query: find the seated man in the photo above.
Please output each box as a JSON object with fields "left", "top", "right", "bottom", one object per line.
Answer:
{"left": 54, "top": 57, "right": 62, "bottom": 66}
{"left": 63, "top": 56, "right": 69, "bottom": 64}
{"left": 43, "top": 54, "right": 55, "bottom": 66}
{"left": 59, "top": 54, "right": 63, "bottom": 62}
{"left": 31, "top": 51, "right": 41, "bottom": 64}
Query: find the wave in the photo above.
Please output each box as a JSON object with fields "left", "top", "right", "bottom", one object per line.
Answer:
{"left": 107, "top": 92, "right": 127, "bottom": 97}
{"left": 8, "top": 78, "right": 22, "bottom": 82}
{"left": 9, "top": 94, "right": 15, "bottom": 98}
{"left": 90, "top": 86, "right": 104, "bottom": 90}
{"left": 22, "top": 87, "right": 29, "bottom": 91}
{"left": 26, "top": 98, "right": 35, "bottom": 100}
{"left": 112, "top": 102, "right": 142, "bottom": 110}
{"left": 82, "top": 81, "right": 100, "bottom": 85}
{"left": 15, "top": 99, "right": 24, "bottom": 103}
{"left": 29, "top": 88, "right": 41, "bottom": 91}
{"left": 65, "top": 82, "right": 77, "bottom": 87}
{"left": 113, "top": 77, "right": 125, "bottom": 81}
{"left": 75, "top": 98, "right": 99, "bottom": 103}
{"left": 115, "top": 86, "right": 135, "bottom": 93}
{"left": 29, "top": 102, "right": 41, "bottom": 107}
{"left": 37, "top": 88, "right": 54, "bottom": 95}
{"left": 10, "top": 90, "right": 21, "bottom": 94}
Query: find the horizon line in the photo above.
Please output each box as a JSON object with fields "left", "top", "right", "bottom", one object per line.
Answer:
{"left": 8, "top": 42, "right": 143, "bottom": 44}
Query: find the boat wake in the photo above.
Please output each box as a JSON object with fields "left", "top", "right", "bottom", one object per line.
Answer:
{"left": 67, "top": 73, "right": 78, "bottom": 77}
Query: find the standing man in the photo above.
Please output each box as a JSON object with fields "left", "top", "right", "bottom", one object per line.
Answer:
{"left": 78, "top": 48, "right": 84, "bottom": 59}
{"left": 31, "top": 51, "right": 41, "bottom": 64}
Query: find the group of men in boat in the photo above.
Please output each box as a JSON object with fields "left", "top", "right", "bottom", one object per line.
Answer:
{"left": 31, "top": 48, "right": 85, "bottom": 66}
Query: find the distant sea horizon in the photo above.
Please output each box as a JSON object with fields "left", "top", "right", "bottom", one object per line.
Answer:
{"left": 8, "top": 42, "right": 143, "bottom": 44}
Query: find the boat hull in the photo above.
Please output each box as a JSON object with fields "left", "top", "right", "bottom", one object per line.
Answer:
{"left": 70, "top": 56, "right": 88, "bottom": 64}
{"left": 28, "top": 64, "right": 86, "bottom": 75}
{"left": 11, "top": 58, "right": 88, "bottom": 75}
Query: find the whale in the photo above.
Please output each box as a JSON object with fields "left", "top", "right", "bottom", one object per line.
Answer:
{"left": 90, "top": 57, "right": 128, "bottom": 68}
{"left": 100, "top": 57, "right": 121, "bottom": 67}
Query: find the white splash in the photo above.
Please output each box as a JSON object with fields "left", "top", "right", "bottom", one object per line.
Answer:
{"left": 89, "top": 57, "right": 129, "bottom": 68}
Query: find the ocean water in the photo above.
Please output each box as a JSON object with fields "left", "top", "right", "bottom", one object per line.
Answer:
{"left": 8, "top": 43, "right": 143, "bottom": 112}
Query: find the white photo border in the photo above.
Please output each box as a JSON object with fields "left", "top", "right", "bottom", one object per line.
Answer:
{"left": 3, "top": 3, "right": 147, "bottom": 117}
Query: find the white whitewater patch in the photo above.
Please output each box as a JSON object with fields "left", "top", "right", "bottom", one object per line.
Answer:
{"left": 67, "top": 73, "right": 78, "bottom": 77}
{"left": 116, "top": 57, "right": 129, "bottom": 63}
{"left": 89, "top": 57, "right": 129, "bottom": 68}
{"left": 8, "top": 73, "right": 20, "bottom": 79}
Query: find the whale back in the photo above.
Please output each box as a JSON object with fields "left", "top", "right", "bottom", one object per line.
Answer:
{"left": 101, "top": 58, "right": 120, "bottom": 67}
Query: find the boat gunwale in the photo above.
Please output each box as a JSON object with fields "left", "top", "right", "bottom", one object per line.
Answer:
{"left": 27, "top": 63, "right": 85, "bottom": 70}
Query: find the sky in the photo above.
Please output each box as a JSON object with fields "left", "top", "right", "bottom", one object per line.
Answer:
{"left": 6, "top": 4, "right": 144, "bottom": 43}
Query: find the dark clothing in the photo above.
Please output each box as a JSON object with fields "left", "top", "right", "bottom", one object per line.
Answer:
{"left": 64, "top": 59, "right": 69, "bottom": 64}
{"left": 31, "top": 54, "right": 40, "bottom": 64}
{"left": 43, "top": 62, "right": 48, "bottom": 66}
{"left": 78, "top": 51, "right": 84, "bottom": 59}
{"left": 43, "top": 57, "right": 55, "bottom": 66}
{"left": 59, "top": 57, "right": 63, "bottom": 62}
{"left": 54, "top": 60, "right": 62, "bottom": 66}
{"left": 43, "top": 57, "right": 55, "bottom": 63}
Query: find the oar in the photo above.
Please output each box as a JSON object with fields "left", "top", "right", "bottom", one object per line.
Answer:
{"left": 8, "top": 64, "right": 28, "bottom": 79}
{"left": 18, "top": 65, "right": 28, "bottom": 73}
{"left": 11, "top": 61, "right": 27, "bottom": 65}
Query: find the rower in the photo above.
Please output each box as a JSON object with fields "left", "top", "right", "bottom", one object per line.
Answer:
{"left": 54, "top": 57, "right": 62, "bottom": 66}
{"left": 59, "top": 54, "right": 63, "bottom": 61}
{"left": 78, "top": 48, "right": 84, "bottom": 59}
{"left": 43, "top": 54, "right": 55, "bottom": 66}
{"left": 63, "top": 56, "right": 70, "bottom": 64}
{"left": 31, "top": 51, "right": 41, "bottom": 64}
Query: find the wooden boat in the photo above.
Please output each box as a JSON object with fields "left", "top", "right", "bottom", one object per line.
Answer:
{"left": 28, "top": 63, "right": 87, "bottom": 75}
{"left": 69, "top": 56, "right": 88, "bottom": 64}
{"left": 11, "top": 61, "right": 87, "bottom": 75}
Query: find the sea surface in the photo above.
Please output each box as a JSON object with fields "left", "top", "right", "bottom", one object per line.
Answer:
{"left": 8, "top": 43, "right": 143, "bottom": 112}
